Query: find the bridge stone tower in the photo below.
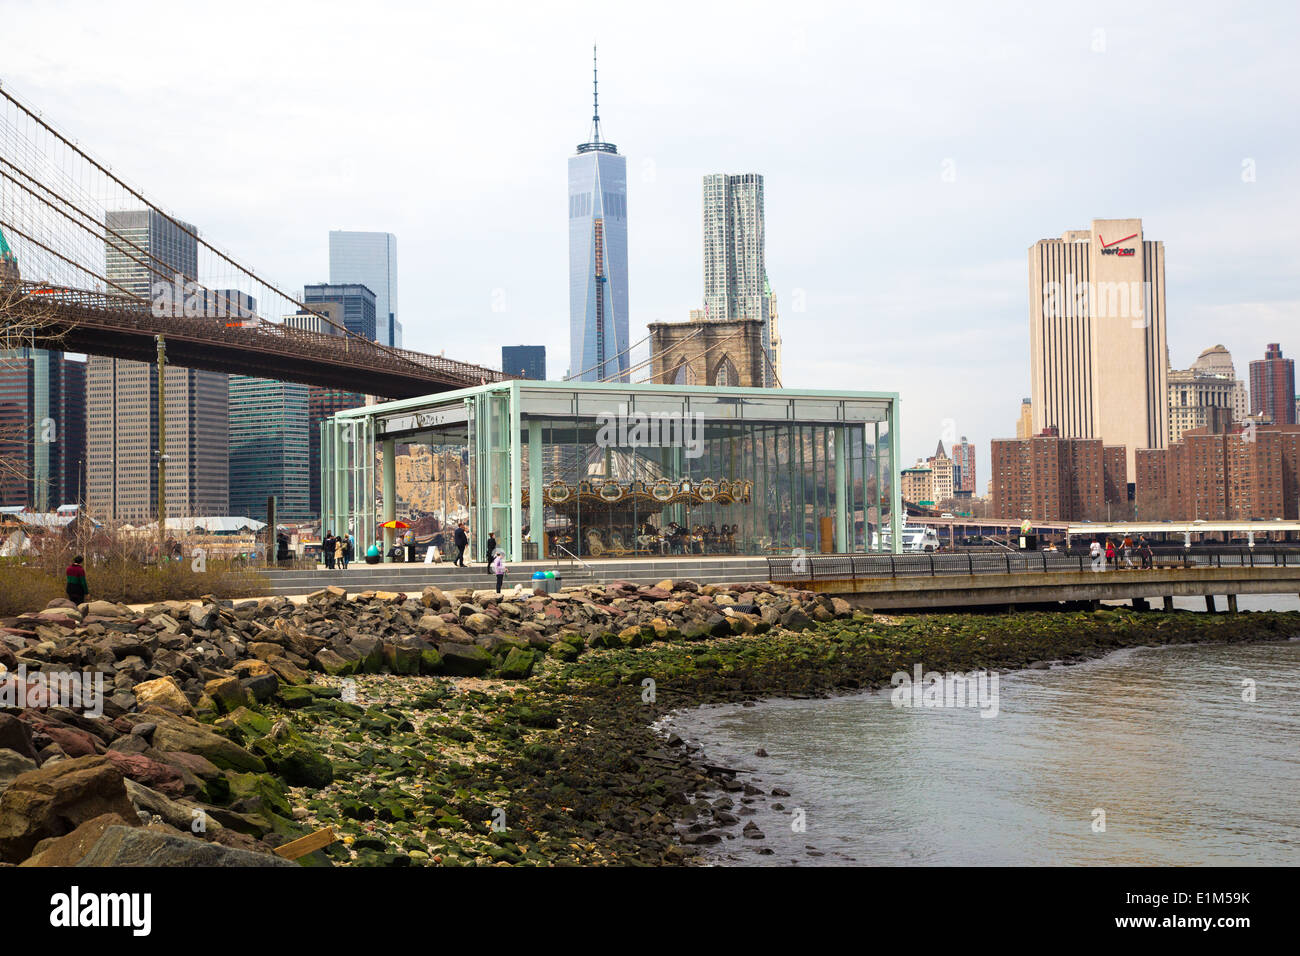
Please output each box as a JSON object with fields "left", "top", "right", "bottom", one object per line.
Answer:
{"left": 0, "top": 226, "right": 19, "bottom": 280}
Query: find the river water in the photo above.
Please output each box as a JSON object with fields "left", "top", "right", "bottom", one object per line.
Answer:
{"left": 666, "top": 603, "right": 1300, "bottom": 866}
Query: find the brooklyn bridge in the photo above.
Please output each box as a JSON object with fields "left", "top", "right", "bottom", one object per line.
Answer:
{"left": 0, "top": 85, "right": 508, "bottom": 398}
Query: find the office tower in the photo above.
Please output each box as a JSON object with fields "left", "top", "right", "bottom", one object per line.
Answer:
{"left": 568, "top": 48, "right": 629, "bottom": 382}
{"left": 1167, "top": 362, "right": 1237, "bottom": 443}
{"left": 1190, "top": 344, "right": 1249, "bottom": 421}
{"left": 1249, "top": 343, "right": 1296, "bottom": 424}
{"left": 1016, "top": 399, "right": 1033, "bottom": 439}
{"left": 1028, "top": 218, "right": 1169, "bottom": 481}
{"left": 702, "top": 173, "right": 776, "bottom": 386}
{"left": 229, "top": 376, "right": 310, "bottom": 521}
{"left": 501, "top": 345, "right": 546, "bottom": 380}
{"left": 303, "top": 283, "right": 377, "bottom": 342}
{"left": 951, "top": 436, "right": 976, "bottom": 495}
{"left": 900, "top": 462, "right": 934, "bottom": 506}
{"left": 927, "top": 441, "right": 954, "bottom": 503}
{"left": 283, "top": 304, "right": 345, "bottom": 336}
{"left": 766, "top": 279, "right": 783, "bottom": 385}
{"left": 309, "top": 387, "right": 364, "bottom": 518}
{"left": 0, "top": 350, "right": 85, "bottom": 509}
{"left": 329, "top": 232, "right": 399, "bottom": 347}
{"left": 88, "top": 210, "right": 229, "bottom": 521}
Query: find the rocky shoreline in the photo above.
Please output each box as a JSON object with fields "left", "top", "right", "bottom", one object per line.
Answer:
{"left": 1, "top": 579, "right": 1295, "bottom": 866}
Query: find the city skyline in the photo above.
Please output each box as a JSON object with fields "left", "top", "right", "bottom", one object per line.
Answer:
{"left": 2, "top": 1, "right": 1298, "bottom": 467}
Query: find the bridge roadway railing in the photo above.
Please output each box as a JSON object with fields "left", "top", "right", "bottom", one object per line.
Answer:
{"left": 3, "top": 279, "right": 509, "bottom": 389}
{"left": 768, "top": 548, "right": 1300, "bottom": 584}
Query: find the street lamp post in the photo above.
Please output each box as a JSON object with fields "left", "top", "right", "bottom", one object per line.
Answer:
{"left": 155, "top": 334, "right": 167, "bottom": 560}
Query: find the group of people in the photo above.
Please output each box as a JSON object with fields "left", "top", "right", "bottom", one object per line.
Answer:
{"left": 1089, "top": 534, "right": 1154, "bottom": 571}
{"left": 321, "top": 531, "right": 355, "bottom": 570}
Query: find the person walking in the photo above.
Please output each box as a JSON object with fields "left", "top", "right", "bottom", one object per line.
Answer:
{"left": 492, "top": 548, "right": 507, "bottom": 594}
{"left": 485, "top": 530, "right": 498, "bottom": 572}
{"left": 323, "top": 531, "right": 335, "bottom": 570}
{"left": 343, "top": 534, "right": 354, "bottom": 570}
{"left": 65, "top": 554, "right": 89, "bottom": 603}
{"left": 1139, "top": 534, "right": 1153, "bottom": 569}
{"left": 334, "top": 535, "right": 345, "bottom": 570}
{"left": 1121, "top": 534, "right": 1135, "bottom": 569}
{"left": 453, "top": 522, "right": 468, "bottom": 567}
{"left": 1105, "top": 538, "right": 1116, "bottom": 569}
{"left": 1089, "top": 539, "right": 1104, "bottom": 573}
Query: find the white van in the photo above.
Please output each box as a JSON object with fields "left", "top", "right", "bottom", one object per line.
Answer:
{"left": 872, "top": 523, "right": 940, "bottom": 553}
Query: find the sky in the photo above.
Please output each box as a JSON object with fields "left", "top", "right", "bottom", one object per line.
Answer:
{"left": 2, "top": 0, "right": 1298, "bottom": 476}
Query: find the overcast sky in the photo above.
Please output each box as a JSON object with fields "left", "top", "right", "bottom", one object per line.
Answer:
{"left": 3, "top": 0, "right": 1298, "bottom": 475}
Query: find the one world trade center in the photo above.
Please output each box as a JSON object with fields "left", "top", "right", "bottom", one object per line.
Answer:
{"left": 568, "top": 48, "right": 628, "bottom": 382}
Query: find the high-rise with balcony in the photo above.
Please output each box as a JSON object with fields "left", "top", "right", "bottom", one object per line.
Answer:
{"left": 702, "top": 173, "right": 776, "bottom": 386}
{"left": 87, "top": 210, "right": 228, "bottom": 521}
{"left": 1028, "top": 218, "right": 1169, "bottom": 482}
{"left": 329, "top": 232, "right": 399, "bottom": 347}
{"left": 1249, "top": 343, "right": 1296, "bottom": 424}
{"left": 568, "top": 48, "right": 629, "bottom": 382}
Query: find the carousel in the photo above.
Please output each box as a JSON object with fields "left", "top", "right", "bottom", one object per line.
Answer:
{"left": 523, "top": 476, "right": 754, "bottom": 557}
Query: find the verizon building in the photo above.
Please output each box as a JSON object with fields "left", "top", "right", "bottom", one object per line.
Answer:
{"left": 1028, "top": 218, "right": 1169, "bottom": 482}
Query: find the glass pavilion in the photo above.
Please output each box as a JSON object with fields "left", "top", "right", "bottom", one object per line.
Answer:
{"left": 321, "top": 381, "right": 902, "bottom": 562}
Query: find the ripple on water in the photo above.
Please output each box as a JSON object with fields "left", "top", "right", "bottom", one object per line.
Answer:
{"left": 666, "top": 639, "right": 1300, "bottom": 866}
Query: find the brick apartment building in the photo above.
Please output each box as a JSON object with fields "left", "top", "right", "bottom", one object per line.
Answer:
{"left": 991, "top": 430, "right": 1128, "bottom": 521}
{"left": 1136, "top": 423, "right": 1300, "bottom": 520}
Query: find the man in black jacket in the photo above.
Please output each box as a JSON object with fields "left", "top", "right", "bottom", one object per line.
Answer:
{"left": 453, "top": 523, "right": 468, "bottom": 567}
{"left": 485, "top": 531, "right": 497, "bottom": 571}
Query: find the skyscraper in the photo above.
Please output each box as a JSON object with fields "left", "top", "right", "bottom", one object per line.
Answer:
{"left": 1249, "top": 343, "right": 1296, "bottom": 425}
{"left": 329, "top": 232, "right": 399, "bottom": 347}
{"left": 303, "top": 283, "right": 377, "bottom": 342}
{"left": 229, "top": 376, "right": 310, "bottom": 521}
{"left": 309, "top": 387, "right": 364, "bottom": 518}
{"left": 0, "top": 350, "right": 85, "bottom": 509}
{"left": 0, "top": 226, "right": 86, "bottom": 510}
{"left": 568, "top": 47, "right": 629, "bottom": 383}
{"left": 951, "top": 436, "right": 976, "bottom": 496}
{"left": 501, "top": 345, "right": 546, "bottom": 380}
{"left": 702, "top": 173, "right": 776, "bottom": 386}
{"left": 1028, "top": 218, "right": 1169, "bottom": 481}
{"left": 88, "top": 210, "right": 228, "bottom": 521}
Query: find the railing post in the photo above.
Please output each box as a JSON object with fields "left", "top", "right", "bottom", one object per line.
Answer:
{"left": 968, "top": 553, "right": 973, "bottom": 574}
{"left": 889, "top": 555, "right": 896, "bottom": 577}
{"left": 1005, "top": 553, "right": 1011, "bottom": 574}
{"left": 929, "top": 554, "right": 935, "bottom": 576}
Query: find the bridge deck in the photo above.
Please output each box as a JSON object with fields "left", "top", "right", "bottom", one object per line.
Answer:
{"left": 4, "top": 280, "right": 508, "bottom": 397}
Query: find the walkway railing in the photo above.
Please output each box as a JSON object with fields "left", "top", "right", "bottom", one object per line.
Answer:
{"left": 768, "top": 548, "right": 1300, "bottom": 583}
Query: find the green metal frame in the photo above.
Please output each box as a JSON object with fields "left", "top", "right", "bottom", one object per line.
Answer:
{"left": 325, "top": 380, "right": 903, "bottom": 557}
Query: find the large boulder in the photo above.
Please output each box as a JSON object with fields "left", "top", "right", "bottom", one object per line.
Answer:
{"left": 0, "top": 755, "right": 137, "bottom": 863}
{"left": 142, "top": 711, "right": 265, "bottom": 773}
{"left": 132, "top": 676, "right": 192, "bottom": 715}
{"left": 76, "top": 825, "right": 296, "bottom": 867}
{"left": 19, "top": 812, "right": 136, "bottom": 867}
{"left": 0, "top": 713, "right": 38, "bottom": 761}
{"left": 437, "top": 643, "right": 492, "bottom": 676}
{"left": 0, "top": 749, "right": 38, "bottom": 793}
